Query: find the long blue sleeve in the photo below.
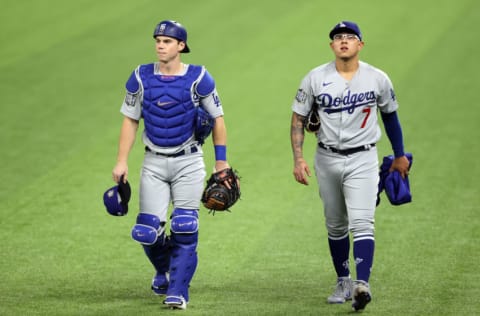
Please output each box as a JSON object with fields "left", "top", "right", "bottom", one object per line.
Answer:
{"left": 380, "top": 111, "right": 405, "bottom": 157}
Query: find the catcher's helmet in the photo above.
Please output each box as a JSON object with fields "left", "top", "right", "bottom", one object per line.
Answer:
{"left": 103, "top": 177, "right": 131, "bottom": 216}
{"left": 153, "top": 20, "right": 190, "bottom": 53}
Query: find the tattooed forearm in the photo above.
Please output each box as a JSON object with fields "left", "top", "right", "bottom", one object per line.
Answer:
{"left": 290, "top": 112, "right": 306, "bottom": 160}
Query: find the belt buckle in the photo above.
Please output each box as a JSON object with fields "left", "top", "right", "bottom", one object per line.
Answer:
{"left": 319, "top": 142, "right": 335, "bottom": 153}
{"left": 322, "top": 143, "right": 332, "bottom": 152}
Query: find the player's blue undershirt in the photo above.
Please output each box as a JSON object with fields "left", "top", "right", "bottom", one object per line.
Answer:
{"left": 381, "top": 111, "right": 404, "bottom": 157}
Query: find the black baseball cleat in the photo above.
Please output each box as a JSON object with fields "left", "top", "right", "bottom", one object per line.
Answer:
{"left": 352, "top": 280, "right": 372, "bottom": 312}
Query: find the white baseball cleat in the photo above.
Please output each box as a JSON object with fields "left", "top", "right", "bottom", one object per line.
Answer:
{"left": 327, "top": 276, "right": 353, "bottom": 304}
{"left": 164, "top": 295, "right": 187, "bottom": 310}
{"left": 352, "top": 280, "right": 372, "bottom": 312}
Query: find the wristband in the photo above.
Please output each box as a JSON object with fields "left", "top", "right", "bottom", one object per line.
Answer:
{"left": 214, "top": 145, "right": 227, "bottom": 161}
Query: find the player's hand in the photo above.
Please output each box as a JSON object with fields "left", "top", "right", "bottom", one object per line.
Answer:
{"left": 293, "top": 158, "right": 311, "bottom": 185}
{"left": 214, "top": 160, "right": 230, "bottom": 173}
{"left": 214, "top": 160, "right": 232, "bottom": 188}
{"left": 389, "top": 155, "right": 410, "bottom": 179}
{"left": 112, "top": 162, "right": 128, "bottom": 183}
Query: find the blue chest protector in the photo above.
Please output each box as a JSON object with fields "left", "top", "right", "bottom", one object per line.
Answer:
{"left": 137, "top": 64, "right": 204, "bottom": 147}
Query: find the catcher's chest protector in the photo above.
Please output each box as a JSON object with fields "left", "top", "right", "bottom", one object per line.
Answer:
{"left": 140, "top": 64, "right": 203, "bottom": 147}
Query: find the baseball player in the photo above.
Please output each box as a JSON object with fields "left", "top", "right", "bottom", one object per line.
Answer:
{"left": 290, "top": 21, "right": 410, "bottom": 312}
{"left": 111, "top": 20, "right": 231, "bottom": 310}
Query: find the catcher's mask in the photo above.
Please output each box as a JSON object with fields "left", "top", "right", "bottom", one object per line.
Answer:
{"left": 153, "top": 20, "right": 190, "bottom": 53}
{"left": 103, "top": 177, "right": 131, "bottom": 216}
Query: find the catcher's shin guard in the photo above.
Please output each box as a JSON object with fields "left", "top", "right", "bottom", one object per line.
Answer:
{"left": 143, "top": 233, "right": 170, "bottom": 272}
{"left": 167, "top": 208, "right": 199, "bottom": 302}
{"left": 144, "top": 234, "right": 170, "bottom": 295}
{"left": 132, "top": 213, "right": 170, "bottom": 294}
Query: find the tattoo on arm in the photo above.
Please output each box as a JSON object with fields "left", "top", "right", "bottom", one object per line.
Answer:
{"left": 290, "top": 113, "right": 306, "bottom": 160}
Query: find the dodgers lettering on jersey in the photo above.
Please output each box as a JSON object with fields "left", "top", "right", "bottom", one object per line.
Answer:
{"left": 316, "top": 89, "right": 376, "bottom": 114}
{"left": 292, "top": 61, "right": 398, "bottom": 149}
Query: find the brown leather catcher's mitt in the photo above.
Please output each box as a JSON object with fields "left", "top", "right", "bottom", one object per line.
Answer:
{"left": 201, "top": 168, "right": 240, "bottom": 213}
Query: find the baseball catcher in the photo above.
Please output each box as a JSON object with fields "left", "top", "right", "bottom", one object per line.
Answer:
{"left": 110, "top": 20, "right": 237, "bottom": 310}
{"left": 202, "top": 168, "right": 240, "bottom": 213}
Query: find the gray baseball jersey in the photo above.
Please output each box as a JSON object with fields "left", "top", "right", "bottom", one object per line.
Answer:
{"left": 292, "top": 61, "right": 398, "bottom": 149}
{"left": 291, "top": 59, "right": 400, "bottom": 250}
{"left": 120, "top": 62, "right": 223, "bottom": 222}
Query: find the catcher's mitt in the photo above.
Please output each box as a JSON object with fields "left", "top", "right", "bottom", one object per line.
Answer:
{"left": 304, "top": 103, "right": 320, "bottom": 133}
{"left": 201, "top": 168, "right": 240, "bottom": 213}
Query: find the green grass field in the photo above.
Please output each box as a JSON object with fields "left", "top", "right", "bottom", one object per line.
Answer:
{"left": 1, "top": 0, "right": 479, "bottom": 315}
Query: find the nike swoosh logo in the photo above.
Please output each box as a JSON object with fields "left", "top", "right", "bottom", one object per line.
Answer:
{"left": 322, "top": 82, "right": 333, "bottom": 87}
{"left": 157, "top": 101, "right": 175, "bottom": 106}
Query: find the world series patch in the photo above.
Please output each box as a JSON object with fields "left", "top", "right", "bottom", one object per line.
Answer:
{"left": 295, "top": 89, "right": 307, "bottom": 103}
{"left": 124, "top": 92, "right": 137, "bottom": 107}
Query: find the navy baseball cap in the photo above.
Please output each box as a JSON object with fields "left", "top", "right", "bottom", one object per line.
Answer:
{"left": 153, "top": 20, "right": 190, "bottom": 53}
{"left": 329, "top": 21, "right": 363, "bottom": 41}
{"left": 103, "top": 178, "right": 131, "bottom": 216}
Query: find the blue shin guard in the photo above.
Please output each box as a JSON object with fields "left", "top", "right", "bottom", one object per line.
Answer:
{"left": 166, "top": 209, "right": 199, "bottom": 303}
{"left": 144, "top": 235, "right": 170, "bottom": 295}
{"left": 131, "top": 213, "right": 170, "bottom": 295}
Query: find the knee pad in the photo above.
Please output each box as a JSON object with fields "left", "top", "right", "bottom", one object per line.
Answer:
{"left": 131, "top": 213, "right": 164, "bottom": 245}
{"left": 171, "top": 208, "right": 199, "bottom": 234}
{"left": 170, "top": 208, "right": 198, "bottom": 246}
